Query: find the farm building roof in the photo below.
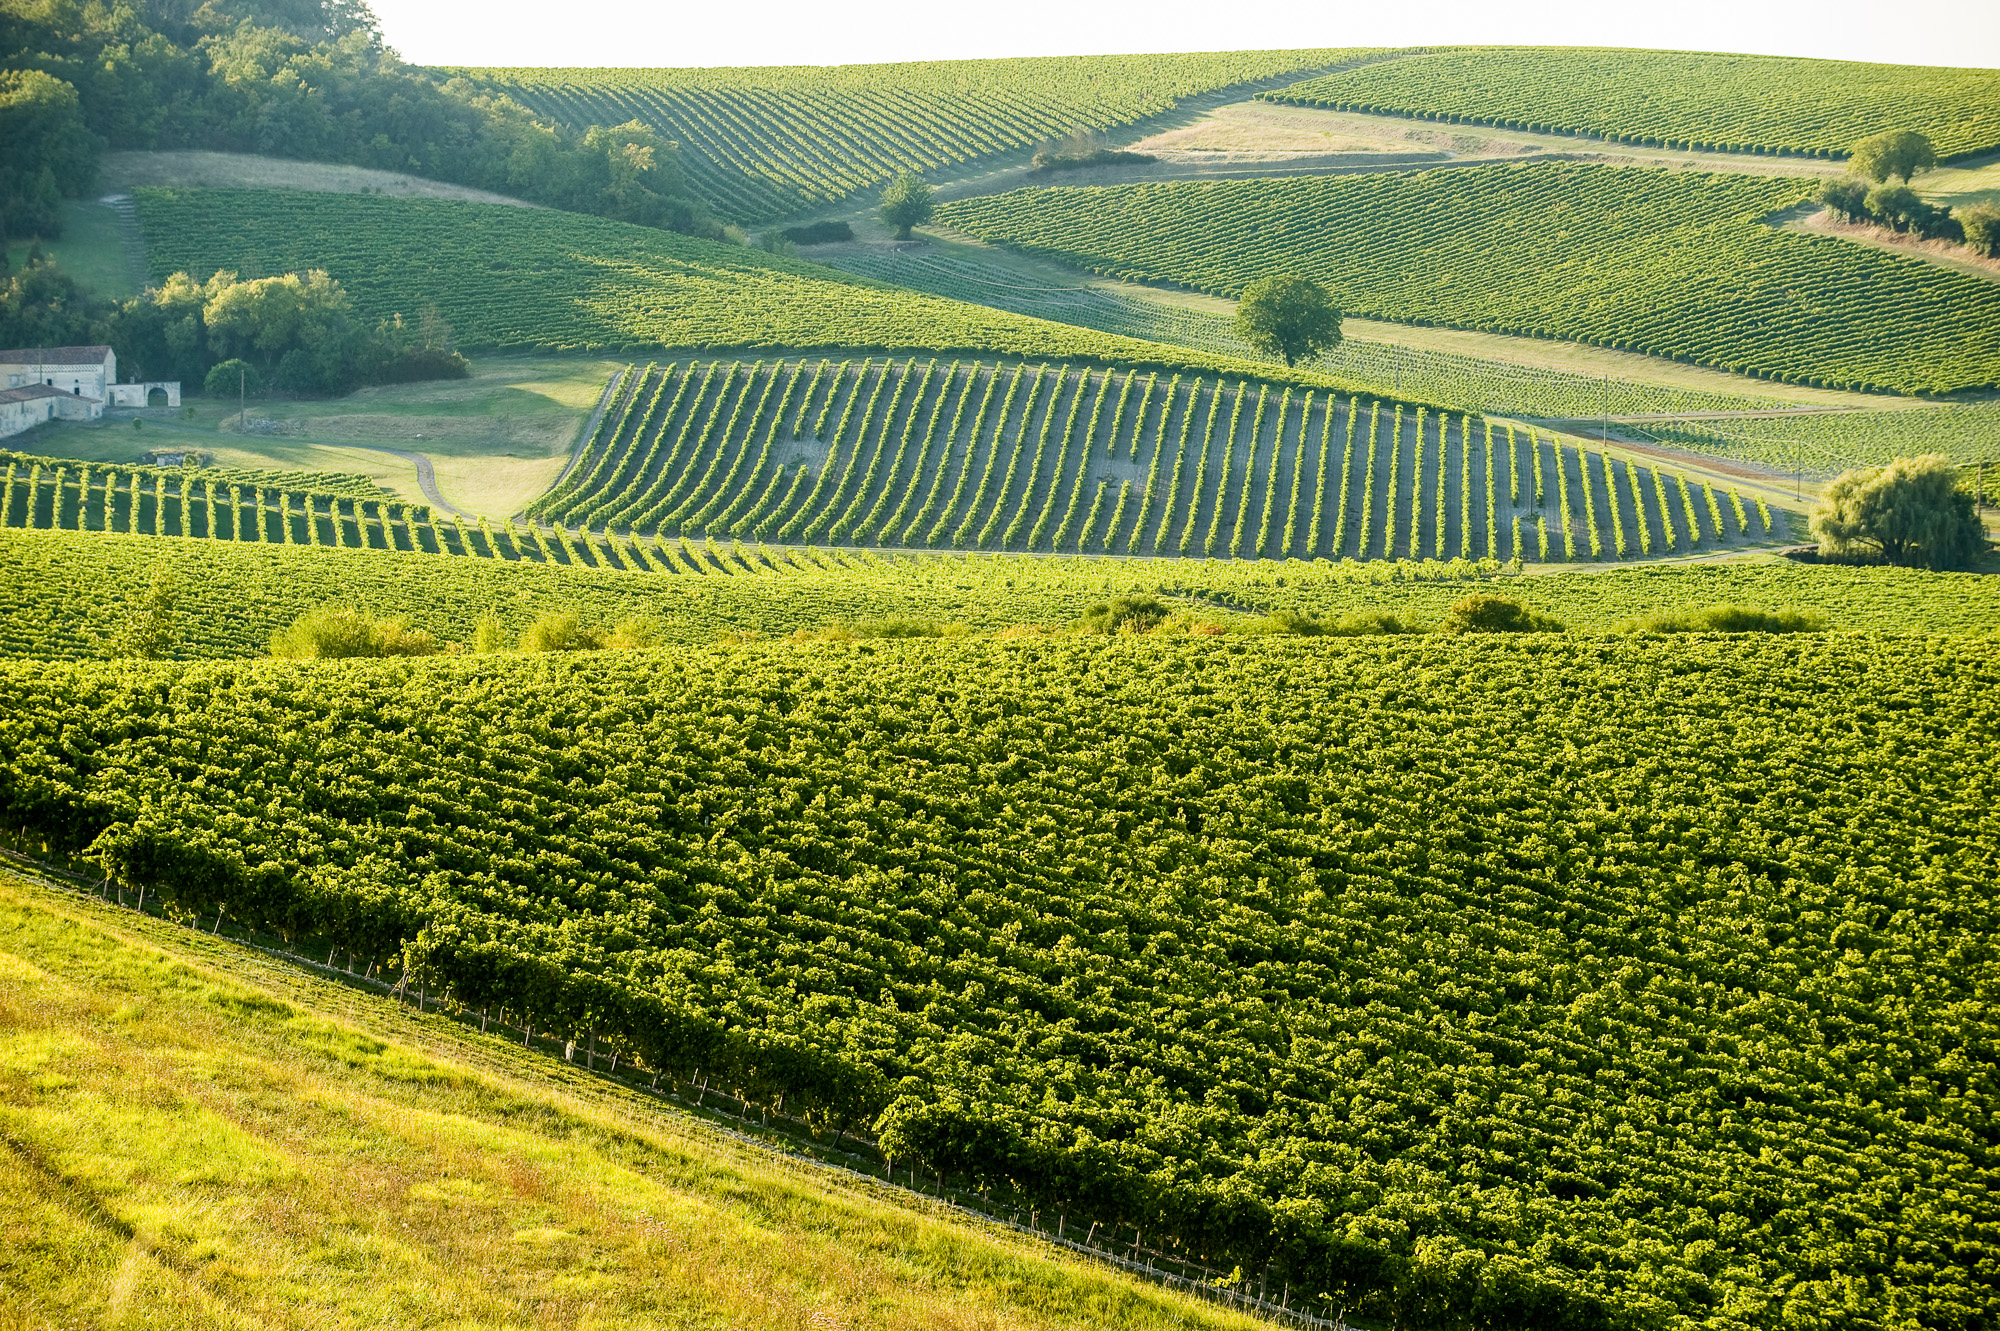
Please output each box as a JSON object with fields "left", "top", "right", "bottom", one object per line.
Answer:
{"left": 0, "top": 346, "right": 113, "bottom": 365}
{"left": 0, "top": 384, "right": 71, "bottom": 403}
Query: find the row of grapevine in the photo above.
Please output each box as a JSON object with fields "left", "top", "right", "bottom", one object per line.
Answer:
{"left": 537, "top": 360, "right": 1782, "bottom": 561}
{"left": 933, "top": 163, "right": 2000, "bottom": 395}
{"left": 4, "top": 635, "right": 1992, "bottom": 1331}
{"left": 457, "top": 50, "right": 1366, "bottom": 221}
{"left": 1263, "top": 47, "right": 2000, "bottom": 160}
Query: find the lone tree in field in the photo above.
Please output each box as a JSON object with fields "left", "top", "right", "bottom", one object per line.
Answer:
{"left": 1234, "top": 275, "right": 1342, "bottom": 368}
{"left": 880, "top": 174, "right": 934, "bottom": 240}
{"left": 1847, "top": 129, "right": 1937, "bottom": 184}
{"left": 1811, "top": 454, "right": 1984, "bottom": 571}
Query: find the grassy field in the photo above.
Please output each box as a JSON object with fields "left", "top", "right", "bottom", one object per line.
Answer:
{"left": 0, "top": 866, "right": 1268, "bottom": 1331}
{"left": 532, "top": 356, "right": 1784, "bottom": 561}
{"left": 454, "top": 51, "right": 1372, "bottom": 222}
{"left": 17, "top": 356, "right": 614, "bottom": 519}
{"left": 934, "top": 163, "right": 2000, "bottom": 395}
{"left": 1262, "top": 48, "right": 2000, "bottom": 160}
{"left": 4, "top": 199, "right": 143, "bottom": 299}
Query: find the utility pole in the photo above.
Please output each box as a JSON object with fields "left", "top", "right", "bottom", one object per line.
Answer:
{"left": 1602, "top": 375, "right": 1610, "bottom": 445}
{"left": 238, "top": 365, "right": 246, "bottom": 432}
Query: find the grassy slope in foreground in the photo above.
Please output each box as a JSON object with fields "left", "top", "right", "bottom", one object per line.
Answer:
{"left": 933, "top": 163, "right": 2000, "bottom": 395}
{"left": 3, "top": 636, "right": 1995, "bottom": 1331}
{"left": 0, "top": 870, "right": 1256, "bottom": 1331}
{"left": 1263, "top": 48, "right": 2000, "bottom": 160}
{"left": 129, "top": 188, "right": 1316, "bottom": 385}
{"left": 461, "top": 50, "right": 1373, "bottom": 224}
{"left": 5, "top": 523, "right": 2000, "bottom": 661}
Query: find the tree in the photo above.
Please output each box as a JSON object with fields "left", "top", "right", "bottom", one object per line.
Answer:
{"left": 1863, "top": 184, "right": 1953, "bottom": 238}
{"left": 0, "top": 70, "right": 99, "bottom": 240}
{"left": 1958, "top": 201, "right": 2000, "bottom": 257}
{"left": 269, "top": 607, "right": 441, "bottom": 658}
{"left": 880, "top": 174, "right": 934, "bottom": 241}
{"left": 204, "top": 358, "right": 261, "bottom": 399}
{"left": 1811, "top": 454, "right": 1984, "bottom": 571}
{"left": 111, "top": 569, "right": 179, "bottom": 660}
{"left": 1234, "top": 275, "right": 1343, "bottom": 368}
{"left": 1816, "top": 177, "right": 1871, "bottom": 223}
{"left": 1848, "top": 130, "right": 1937, "bottom": 184}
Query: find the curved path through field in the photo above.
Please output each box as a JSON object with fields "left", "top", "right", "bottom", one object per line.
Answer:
{"left": 339, "top": 445, "right": 467, "bottom": 518}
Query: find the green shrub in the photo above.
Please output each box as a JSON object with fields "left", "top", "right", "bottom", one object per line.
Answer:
{"left": 518, "top": 611, "right": 602, "bottom": 652}
{"left": 1074, "top": 597, "right": 1171, "bottom": 635}
{"left": 1438, "top": 595, "right": 1564, "bottom": 634}
{"left": 269, "top": 607, "right": 440, "bottom": 658}
{"left": 203, "top": 358, "right": 261, "bottom": 399}
{"left": 1612, "top": 605, "right": 1826, "bottom": 634}
{"left": 779, "top": 220, "right": 854, "bottom": 246}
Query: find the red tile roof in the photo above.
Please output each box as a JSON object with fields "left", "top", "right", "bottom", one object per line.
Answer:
{"left": 0, "top": 346, "right": 113, "bottom": 365}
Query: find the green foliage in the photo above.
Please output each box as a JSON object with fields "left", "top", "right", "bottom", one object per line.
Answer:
{"left": 1437, "top": 594, "right": 1563, "bottom": 633}
{"left": 879, "top": 174, "right": 935, "bottom": 241}
{"left": 1640, "top": 401, "right": 2000, "bottom": 473}
{"left": 517, "top": 610, "right": 600, "bottom": 652}
{"left": 935, "top": 163, "right": 2000, "bottom": 395}
{"left": 779, "top": 220, "right": 853, "bottom": 246}
{"left": 0, "top": 254, "right": 110, "bottom": 351}
{"left": 463, "top": 51, "right": 1367, "bottom": 222}
{"left": 1611, "top": 604, "right": 1825, "bottom": 634}
{"left": 268, "top": 606, "right": 441, "bottom": 658}
{"left": 794, "top": 617, "right": 961, "bottom": 641}
{"left": 204, "top": 358, "right": 261, "bottom": 399}
{"left": 1810, "top": 454, "right": 1984, "bottom": 570}
{"left": 0, "top": 68, "right": 97, "bottom": 240}
{"left": 1073, "top": 595, "right": 1171, "bottom": 634}
{"left": 1861, "top": 183, "right": 1954, "bottom": 239}
{"left": 1961, "top": 202, "right": 2000, "bottom": 258}
{"left": 1263, "top": 49, "right": 2000, "bottom": 159}
{"left": 0, "top": 0, "right": 712, "bottom": 234}
{"left": 1816, "top": 175, "right": 1872, "bottom": 222}
{"left": 109, "top": 568, "right": 178, "bottom": 660}
{"left": 2, "top": 636, "right": 1995, "bottom": 1330}
{"left": 1233, "top": 275, "right": 1342, "bottom": 368}
{"left": 1848, "top": 128, "right": 1938, "bottom": 182}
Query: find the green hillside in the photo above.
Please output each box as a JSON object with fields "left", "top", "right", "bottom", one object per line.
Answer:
{"left": 933, "top": 164, "right": 2000, "bottom": 395}
{"left": 0, "top": 868, "right": 1264, "bottom": 1331}
{"left": 3, "top": 633, "right": 1995, "bottom": 1331}
{"left": 458, "top": 51, "right": 1372, "bottom": 222}
{"left": 533, "top": 357, "right": 1779, "bottom": 560}
{"left": 1264, "top": 48, "right": 2000, "bottom": 160}
{"left": 128, "top": 189, "right": 1299, "bottom": 381}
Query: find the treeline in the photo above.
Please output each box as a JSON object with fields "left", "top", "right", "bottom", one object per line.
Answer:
{"left": 0, "top": 0, "right": 713, "bottom": 240}
{"left": 1816, "top": 129, "right": 1999, "bottom": 255}
{"left": 1, "top": 249, "right": 466, "bottom": 393}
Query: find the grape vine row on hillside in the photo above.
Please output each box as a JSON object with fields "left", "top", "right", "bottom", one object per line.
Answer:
{"left": 530, "top": 360, "right": 1778, "bottom": 561}
{"left": 3, "top": 637, "right": 1993, "bottom": 1331}
{"left": 1263, "top": 48, "right": 2000, "bottom": 160}
{"left": 932, "top": 163, "right": 2000, "bottom": 394}
{"left": 457, "top": 51, "right": 1371, "bottom": 222}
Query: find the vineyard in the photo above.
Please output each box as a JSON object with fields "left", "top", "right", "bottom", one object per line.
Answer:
{"left": 530, "top": 357, "right": 1779, "bottom": 562}
{"left": 932, "top": 163, "right": 2000, "bottom": 394}
{"left": 825, "top": 248, "right": 1793, "bottom": 418}
{"left": 2, "top": 635, "right": 1993, "bottom": 1331}
{"left": 10, "top": 521, "right": 1998, "bottom": 663}
{"left": 1263, "top": 48, "right": 2000, "bottom": 160}
{"left": 1633, "top": 402, "right": 2000, "bottom": 474}
{"left": 456, "top": 51, "right": 1371, "bottom": 222}
{"left": 129, "top": 189, "right": 1283, "bottom": 380}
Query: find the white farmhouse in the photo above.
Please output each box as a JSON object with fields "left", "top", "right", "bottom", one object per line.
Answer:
{"left": 0, "top": 384, "right": 82, "bottom": 436}
{"left": 0, "top": 346, "right": 181, "bottom": 429}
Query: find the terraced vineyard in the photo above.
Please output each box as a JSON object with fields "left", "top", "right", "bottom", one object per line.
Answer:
{"left": 534, "top": 357, "right": 1779, "bottom": 561}
{"left": 130, "top": 189, "right": 1278, "bottom": 378}
{"left": 934, "top": 163, "right": 2000, "bottom": 395}
{"left": 827, "top": 247, "right": 1792, "bottom": 417}
{"left": 457, "top": 51, "right": 1370, "bottom": 222}
{"left": 1264, "top": 48, "right": 2000, "bottom": 160}
{"left": 1635, "top": 402, "right": 2000, "bottom": 475}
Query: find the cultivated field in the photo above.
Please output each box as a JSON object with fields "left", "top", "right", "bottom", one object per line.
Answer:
{"left": 933, "top": 164, "right": 2000, "bottom": 394}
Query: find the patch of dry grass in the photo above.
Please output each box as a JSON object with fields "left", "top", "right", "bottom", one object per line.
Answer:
{"left": 0, "top": 871, "right": 1260, "bottom": 1331}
